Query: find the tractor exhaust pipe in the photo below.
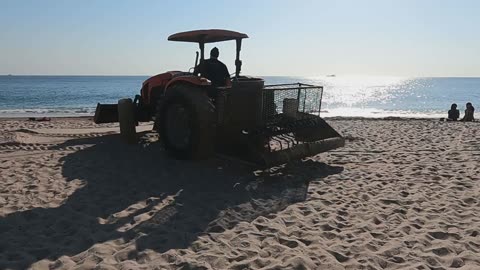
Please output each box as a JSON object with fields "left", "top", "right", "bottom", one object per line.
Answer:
{"left": 194, "top": 51, "right": 199, "bottom": 69}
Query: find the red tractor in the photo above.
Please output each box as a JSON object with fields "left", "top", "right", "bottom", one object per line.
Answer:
{"left": 94, "top": 29, "right": 344, "bottom": 166}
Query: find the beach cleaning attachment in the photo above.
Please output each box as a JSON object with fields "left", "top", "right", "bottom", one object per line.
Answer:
{"left": 241, "top": 83, "right": 345, "bottom": 166}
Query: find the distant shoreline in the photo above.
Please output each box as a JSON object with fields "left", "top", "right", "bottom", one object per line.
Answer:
{"left": 1, "top": 76, "right": 476, "bottom": 122}
{"left": 0, "top": 112, "right": 456, "bottom": 121}
{"left": 2, "top": 75, "right": 480, "bottom": 79}
{"left": 2, "top": 115, "right": 476, "bottom": 122}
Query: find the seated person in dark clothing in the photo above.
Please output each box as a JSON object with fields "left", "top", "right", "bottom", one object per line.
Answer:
{"left": 461, "top": 102, "right": 475, "bottom": 122}
{"left": 196, "top": 47, "right": 230, "bottom": 87}
{"left": 447, "top": 103, "right": 460, "bottom": 121}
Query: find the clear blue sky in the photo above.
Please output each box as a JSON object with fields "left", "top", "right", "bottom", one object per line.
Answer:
{"left": 1, "top": 0, "right": 479, "bottom": 76}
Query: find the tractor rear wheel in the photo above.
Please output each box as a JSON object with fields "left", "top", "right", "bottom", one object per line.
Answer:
{"left": 155, "top": 84, "right": 216, "bottom": 159}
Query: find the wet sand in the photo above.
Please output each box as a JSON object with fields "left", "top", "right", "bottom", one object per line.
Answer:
{"left": 0, "top": 117, "right": 479, "bottom": 269}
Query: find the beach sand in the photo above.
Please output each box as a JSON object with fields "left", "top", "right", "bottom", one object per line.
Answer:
{"left": 0, "top": 117, "right": 479, "bottom": 269}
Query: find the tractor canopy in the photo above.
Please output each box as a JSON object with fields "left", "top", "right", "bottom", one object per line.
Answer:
{"left": 169, "top": 29, "right": 248, "bottom": 77}
{"left": 168, "top": 29, "right": 248, "bottom": 43}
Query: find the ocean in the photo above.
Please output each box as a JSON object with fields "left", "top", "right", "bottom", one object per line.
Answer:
{"left": 0, "top": 75, "right": 479, "bottom": 118}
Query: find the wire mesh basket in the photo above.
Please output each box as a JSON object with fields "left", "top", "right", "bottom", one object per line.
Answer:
{"left": 262, "top": 83, "right": 323, "bottom": 124}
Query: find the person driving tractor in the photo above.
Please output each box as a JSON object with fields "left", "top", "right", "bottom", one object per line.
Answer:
{"left": 196, "top": 47, "right": 230, "bottom": 87}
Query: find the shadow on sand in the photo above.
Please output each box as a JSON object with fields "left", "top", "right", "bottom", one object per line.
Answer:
{"left": 0, "top": 132, "right": 343, "bottom": 269}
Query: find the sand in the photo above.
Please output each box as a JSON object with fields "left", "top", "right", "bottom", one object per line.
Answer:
{"left": 0, "top": 117, "right": 479, "bottom": 270}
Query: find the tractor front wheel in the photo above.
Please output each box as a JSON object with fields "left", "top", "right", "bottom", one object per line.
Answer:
{"left": 155, "top": 84, "right": 216, "bottom": 159}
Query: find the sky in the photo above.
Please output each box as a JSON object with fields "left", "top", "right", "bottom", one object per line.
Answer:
{"left": 0, "top": 0, "right": 479, "bottom": 77}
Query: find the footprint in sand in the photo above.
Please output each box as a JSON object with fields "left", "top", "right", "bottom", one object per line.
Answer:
{"left": 450, "top": 257, "right": 465, "bottom": 268}
{"left": 431, "top": 247, "right": 451, "bottom": 256}
{"left": 427, "top": 231, "right": 460, "bottom": 240}
{"left": 278, "top": 238, "right": 299, "bottom": 248}
{"left": 327, "top": 250, "right": 350, "bottom": 263}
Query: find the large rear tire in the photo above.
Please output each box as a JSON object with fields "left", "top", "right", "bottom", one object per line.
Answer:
{"left": 155, "top": 84, "right": 216, "bottom": 159}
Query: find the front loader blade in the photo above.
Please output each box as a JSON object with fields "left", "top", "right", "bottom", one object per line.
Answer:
{"left": 94, "top": 103, "right": 119, "bottom": 124}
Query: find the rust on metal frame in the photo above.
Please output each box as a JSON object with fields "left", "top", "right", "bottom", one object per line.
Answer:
{"left": 168, "top": 29, "right": 248, "bottom": 43}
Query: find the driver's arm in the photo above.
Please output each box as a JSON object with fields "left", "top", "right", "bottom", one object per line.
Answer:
{"left": 225, "top": 78, "right": 232, "bottom": 87}
{"left": 222, "top": 63, "right": 231, "bottom": 87}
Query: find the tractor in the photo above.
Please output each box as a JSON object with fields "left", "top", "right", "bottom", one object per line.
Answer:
{"left": 94, "top": 29, "right": 344, "bottom": 166}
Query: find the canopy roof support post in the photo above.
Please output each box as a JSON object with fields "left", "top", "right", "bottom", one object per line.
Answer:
{"left": 235, "top": 38, "right": 242, "bottom": 77}
{"left": 199, "top": 42, "right": 205, "bottom": 60}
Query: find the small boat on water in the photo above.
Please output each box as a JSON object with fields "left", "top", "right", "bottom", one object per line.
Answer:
{"left": 326, "top": 74, "right": 336, "bottom": 77}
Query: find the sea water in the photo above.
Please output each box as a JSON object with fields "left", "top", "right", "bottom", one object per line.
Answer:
{"left": 0, "top": 75, "right": 479, "bottom": 118}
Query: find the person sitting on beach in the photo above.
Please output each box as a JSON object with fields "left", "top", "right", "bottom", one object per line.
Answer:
{"left": 447, "top": 103, "right": 460, "bottom": 121}
{"left": 195, "top": 47, "right": 230, "bottom": 87}
{"left": 461, "top": 102, "right": 475, "bottom": 122}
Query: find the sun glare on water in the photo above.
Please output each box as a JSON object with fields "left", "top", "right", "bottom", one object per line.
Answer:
{"left": 299, "top": 76, "right": 444, "bottom": 118}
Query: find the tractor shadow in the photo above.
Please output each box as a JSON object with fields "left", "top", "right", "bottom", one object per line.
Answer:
{"left": 0, "top": 132, "right": 343, "bottom": 269}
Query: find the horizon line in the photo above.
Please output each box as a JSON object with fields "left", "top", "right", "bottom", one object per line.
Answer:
{"left": 2, "top": 74, "right": 480, "bottom": 78}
